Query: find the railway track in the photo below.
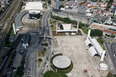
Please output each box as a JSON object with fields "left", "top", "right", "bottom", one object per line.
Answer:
{"left": 0, "top": 0, "right": 23, "bottom": 50}
{"left": 0, "top": 0, "right": 23, "bottom": 76}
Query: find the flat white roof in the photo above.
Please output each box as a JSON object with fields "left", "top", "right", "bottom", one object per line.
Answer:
{"left": 29, "top": 9, "right": 40, "bottom": 14}
{"left": 91, "top": 38, "right": 104, "bottom": 56}
{"left": 89, "top": 47, "right": 98, "bottom": 56}
{"left": 53, "top": 56, "right": 71, "bottom": 69}
{"left": 62, "top": 24, "right": 71, "bottom": 30}
{"left": 100, "top": 63, "right": 108, "bottom": 70}
{"left": 25, "top": 2, "right": 43, "bottom": 10}
{"left": 85, "top": 38, "right": 91, "bottom": 46}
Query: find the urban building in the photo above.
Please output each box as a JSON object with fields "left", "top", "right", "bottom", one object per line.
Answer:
{"left": 25, "top": 1, "right": 43, "bottom": 10}
{"left": 54, "top": 0, "right": 60, "bottom": 10}
{"left": 56, "top": 23, "right": 78, "bottom": 34}
{"left": 85, "top": 30, "right": 106, "bottom": 61}
{"left": 22, "top": 33, "right": 30, "bottom": 48}
{"left": 90, "top": 23, "right": 116, "bottom": 34}
{"left": 15, "top": 10, "right": 28, "bottom": 30}
{"left": 28, "top": 9, "right": 40, "bottom": 19}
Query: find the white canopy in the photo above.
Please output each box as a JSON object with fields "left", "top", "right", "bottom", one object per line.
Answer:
{"left": 85, "top": 38, "right": 91, "bottom": 46}
{"left": 91, "top": 38, "right": 104, "bottom": 56}
{"left": 62, "top": 24, "right": 71, "bottom": 30}
{"left": 25, "top": 2, "right": 43, "bottom": 10}
{"left": 89, "top": 47, "right": 98, "bottom": 56}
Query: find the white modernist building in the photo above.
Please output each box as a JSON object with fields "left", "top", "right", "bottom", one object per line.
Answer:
{"left": 25, "top": 2, "right": 43, "bottom": 10}
{"left": 53, "top": 56, "right": 71, "bottom": 69}
{"left": 85, "top": 30, "right": 106, "bottom": 61}
{"left": 56, "top": 24, "right": 78, "bottom": 33}
{"left": 29, "top": 9, "right": 41, "bottom": 19}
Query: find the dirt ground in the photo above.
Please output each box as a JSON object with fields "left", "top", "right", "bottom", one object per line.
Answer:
{"left": 53, "top": 35, "right": 108, "bottom": 77}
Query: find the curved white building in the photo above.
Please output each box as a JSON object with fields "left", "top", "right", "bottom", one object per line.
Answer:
{"left": 53, "top": 56, "right": 71, "bottom": 69}
{"left": 29, "top": 9, "right": 40, "bottom": 19}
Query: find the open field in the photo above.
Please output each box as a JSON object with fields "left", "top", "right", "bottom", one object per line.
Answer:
{"left": 53, "top": 36, "right": 108, "bottom": 77}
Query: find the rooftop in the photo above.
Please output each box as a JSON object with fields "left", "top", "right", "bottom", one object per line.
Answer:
{"left": 53, "top": 56, "right": 71, "bottom": 69}
{"left": 15, "top": 10, "right": 28, "bottom": 29}
{"left": 25, "top": 1, "right": 43, "bottom": 10}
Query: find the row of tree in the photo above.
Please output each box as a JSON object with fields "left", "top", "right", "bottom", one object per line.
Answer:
{"left": 14, "top": 58, "right": 25, "bottom": 77}
{"left": 106, "top": 0, "right": 114, "bottom": 10}
{"left": 51, "top": 15, "right": 77, "bottom": 24}
{"left": 90, "top": 29, "right": 103, "bottom": 36}
{"left": 52, "top": 15, "right": 103, "bottom": 37}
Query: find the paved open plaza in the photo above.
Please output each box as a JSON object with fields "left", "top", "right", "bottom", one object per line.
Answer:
{"left": 53, "top": 36, "right": 108, "bottom": 77}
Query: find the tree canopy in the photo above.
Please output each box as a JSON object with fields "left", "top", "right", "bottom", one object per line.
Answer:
{"left": 90, "top": 29, "right": 103, "bottom": 36}
{"left": 106, "top": 0, "right": 114, "bottom": 10}
{"left": 43, "top": 71, "right": 67, "bottom": 77}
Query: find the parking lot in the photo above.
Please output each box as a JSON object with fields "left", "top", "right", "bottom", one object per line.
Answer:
{"left": 53, "top": 35, "right": 108, "bottom": 77}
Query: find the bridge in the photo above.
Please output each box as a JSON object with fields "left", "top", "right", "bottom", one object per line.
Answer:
{"left": 39, "top": 36, "right": 53, "bottom": 39}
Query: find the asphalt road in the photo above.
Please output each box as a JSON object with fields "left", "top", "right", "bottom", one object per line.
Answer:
{"left": 110, "top": 42, "right": 116, "bottom": 69}
{"left": 38, "top": 9, "right": 52, "bottom": 77}
{"left": 104, "top": 38, "right": 116, "bottom": 74}
{"left": 24, "top": 9, "right": 52, "bottom": 77}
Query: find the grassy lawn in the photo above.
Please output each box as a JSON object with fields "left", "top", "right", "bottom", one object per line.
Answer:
{"left": 38, "top": 58, "right": 42, "bottom": 68}
{"left": 41, "top": 43, "right": 48, "bottom": 46}
{"left": 38, "top": 50, "right": 46, "bottom": 57}
{"left": 52, "top": 31, "right": 66, "bottom": 36}
{"left": 82, "top": 28, "right": 88, "bottom": 34}
{"left": 38, "top": 61, "right": 42, "bottom": 68}
{"left": 107, "top": 72, "right": 116, "bottom": 77}
{"left": 43, "top": 71, "right": 67, "bottom": 77}
{"left": 51, "top": 26, "right": 56, "bottom": 30}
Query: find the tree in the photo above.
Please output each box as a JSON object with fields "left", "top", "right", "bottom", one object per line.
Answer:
{"left": 90, "top": 29, "right": 103, "bottom": 36}
{"left": 97, "top": 37, "right": 104, "bottom": 44}
{"left": 48, "top": 0, "right": 51, "bottom": 4}
{"left": 59, "top": 5, "right": 64, "bottom": 9}
{"left": 106, "top": 0, "right": 114, "bottom": 10}
{"left": 43, "top": 71, "right": 67, "bottom": 77}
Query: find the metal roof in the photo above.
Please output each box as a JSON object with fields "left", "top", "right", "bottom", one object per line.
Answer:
{"left": 15, "top": 10, "right": 28, "bottom": 29}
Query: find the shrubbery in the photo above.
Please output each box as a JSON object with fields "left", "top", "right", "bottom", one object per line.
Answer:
{"left": 51, "top": 15, "right": 77, "bottom": 24}
{"left": 90, "top": 29, "right": 103, "bottom": 36}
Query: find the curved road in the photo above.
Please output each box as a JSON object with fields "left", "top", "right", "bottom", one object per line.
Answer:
{"left": 24, "top": 9, "right": 52, "bottom": 77}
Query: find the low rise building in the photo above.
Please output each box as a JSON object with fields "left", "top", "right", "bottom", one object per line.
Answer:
{"left": 85, "top": 30, "right": 106, "bottom": 61}
{"left": 90, "top": 23, "right": 116, "bottom": 34}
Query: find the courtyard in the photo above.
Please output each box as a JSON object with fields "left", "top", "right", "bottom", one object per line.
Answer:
{"left": 53, "top": 35, "right": 108, "bottom": 77}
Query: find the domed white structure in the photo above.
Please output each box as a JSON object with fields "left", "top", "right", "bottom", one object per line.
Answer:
{"left": 28, "top": 9, "right": 40, "bottom": 19}
{"left": 53, "top": 56, "right": 71, "bottom": 69}
{"left": 100, "top": 63, "right": 108, "bottom": 70}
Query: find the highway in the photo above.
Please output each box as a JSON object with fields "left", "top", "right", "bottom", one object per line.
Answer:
{"left": 37, "top": 9, "right": 52, "bottom": 77}
{"left": 24, "top": 9, "right": 52, "bottom": 77}
{"left": 104, "top": 38, "right": 116, "bottom": 74}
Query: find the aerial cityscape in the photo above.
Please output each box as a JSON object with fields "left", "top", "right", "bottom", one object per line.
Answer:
{"left": 0, "top": 0, "right": 116, "bottom": 77}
